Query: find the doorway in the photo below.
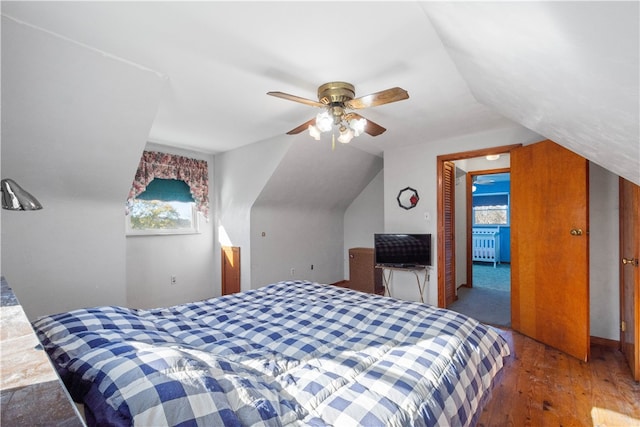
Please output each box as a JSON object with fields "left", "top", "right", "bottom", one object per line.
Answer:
{"left": 440, "top": 140, "right": 593, "bottom": 361}
{"left": 455, "top": 169, "right": 512, "bottom": 326}
{"left": 451, "top": 166, "right": 512, "bottom": 326}
{"left": 436, "top": 144, "right": 521, "bottom": 311}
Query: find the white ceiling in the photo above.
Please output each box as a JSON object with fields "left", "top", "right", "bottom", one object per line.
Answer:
{"left": 2, "top": 1, "right": 638, "bottom": 184}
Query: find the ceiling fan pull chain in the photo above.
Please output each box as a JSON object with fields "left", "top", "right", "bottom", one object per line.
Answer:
{"left": 332, "top": 133, "right": 336, "bottom": 151}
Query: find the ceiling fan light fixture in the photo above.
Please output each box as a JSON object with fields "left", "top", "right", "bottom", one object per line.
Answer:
{"left": 308, "top": 124, "right": 321, "bottom": 140}
{"left": 349, "top": 117, "right": 367, "bottom": 137}
{"left": 338, "top": 126, "right": 354, "bottom": 144}
{"left": 315, "top": 111, "right": 332, "bottom": 132}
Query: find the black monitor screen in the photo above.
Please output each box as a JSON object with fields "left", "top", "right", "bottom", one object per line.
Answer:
{"left": 374, "top": 233, "right": 431, "bottom": 267}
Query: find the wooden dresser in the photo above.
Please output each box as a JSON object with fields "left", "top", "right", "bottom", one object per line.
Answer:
{"left": 348, "top": 248, "right": 384, "bottom": 295}
{"left": 0, "top": 277, "right": 84, "bottom": 426}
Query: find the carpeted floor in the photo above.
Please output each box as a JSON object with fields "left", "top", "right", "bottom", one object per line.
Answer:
{"left": 448, "top": 263, "right": 511, "bottom": 327}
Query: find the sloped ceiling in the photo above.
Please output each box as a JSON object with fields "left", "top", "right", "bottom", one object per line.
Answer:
{"left": 424, "top": 1, "right": 639, "bottom": 184}
{"left": 255, "top": 141, "right": 383, "bottom": 210}
{"left": 0, "top": 1, "right": 524, "bottom": 155}
{"left": 2, "top": 1, "right": 638, "bottom": 185}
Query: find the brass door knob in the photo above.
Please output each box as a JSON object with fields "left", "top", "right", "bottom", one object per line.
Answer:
{"left": 570, "top": 228, "right": 583, "bottom": 236}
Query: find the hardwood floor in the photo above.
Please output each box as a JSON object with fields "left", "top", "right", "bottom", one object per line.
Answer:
{"left": 478, "top": 329, "right": 640, "bottom": 427}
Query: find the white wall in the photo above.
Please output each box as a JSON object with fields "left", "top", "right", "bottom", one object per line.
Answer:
{"left": 1, "top": 15, "right": 165, "bottom": 319}
{"left": 589, "top": 163, "right": 620, "bottom": 340}
{"left": 125, "top": 143, "right": 216, "bottom": 309}
{"left": 343, "top": 171, "right": 384, "bottom": 279}
{"left": 251, "top": 205, "right": 345, "bottom": 286}
{"left": 249, "top": 144, "right": 382, "bottom": 287}
{"left": 215, "top": 138, "right": 292, "bottom": 291}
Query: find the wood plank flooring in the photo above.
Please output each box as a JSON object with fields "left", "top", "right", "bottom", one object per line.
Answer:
{"left": 478, "top": 329, "right": 640, "bottom": 427}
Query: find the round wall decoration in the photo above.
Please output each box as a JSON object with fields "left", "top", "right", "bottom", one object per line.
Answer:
{"left": 397, "top": 187, "right": 419, "bottom": 210}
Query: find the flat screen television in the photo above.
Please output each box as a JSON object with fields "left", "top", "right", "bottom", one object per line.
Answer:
{"left": 374, "top": 233, "right": 431, "bottom": 268}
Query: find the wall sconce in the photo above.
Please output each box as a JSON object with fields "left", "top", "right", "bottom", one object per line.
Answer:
{"left": 1, "top": 179, "right": 43, "bottom": 210}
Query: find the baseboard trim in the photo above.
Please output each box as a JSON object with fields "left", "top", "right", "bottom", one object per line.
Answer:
{"left": 590, "top": 335, "right": 619, "bottom": 349}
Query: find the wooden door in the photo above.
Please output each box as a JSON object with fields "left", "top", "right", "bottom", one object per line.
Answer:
{"left": 511, "top": 140, "right": 590, "bottom": 361}
{"left": 620, "top": 178, "right": 640, "bottom": 380}
{"left": 221, "top": 246, "right": 240, "bottom": 295}
{"left": 438, "top": 161, "right": 456, "bottom": 307}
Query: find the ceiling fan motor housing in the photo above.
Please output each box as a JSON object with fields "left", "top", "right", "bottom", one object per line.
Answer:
{"left": 318, "top": 82, "right": 355, "bottom": 125}
{"left": 317, "top": 82, "right": 355, "bottom": 104}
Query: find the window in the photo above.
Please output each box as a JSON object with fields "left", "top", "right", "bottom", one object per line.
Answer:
{"left": 127, "top": 179, "right": 199, "bottom": 235}
{"left": 126, "top": 151, "right": 209, "bottom": 236}
{"left": 473, "top": 193, "right": 509, "bottom": 225}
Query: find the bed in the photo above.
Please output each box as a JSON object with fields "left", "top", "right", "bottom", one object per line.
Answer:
{"left": 33, "top": 280, "right": 510, "bottom": 427}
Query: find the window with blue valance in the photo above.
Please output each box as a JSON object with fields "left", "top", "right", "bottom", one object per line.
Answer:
{"left": 126, "top": 151, "right": 208, "bottom": 235}
{"left": 127, "top": 150, "right": 209, "bottom": 219}
{"left": 136, "top": 178, "right": 195, "bottom": 203}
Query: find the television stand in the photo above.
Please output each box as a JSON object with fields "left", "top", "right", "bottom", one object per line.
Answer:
{"left": 375, "top": 265, "right": 430, "bottom": 304}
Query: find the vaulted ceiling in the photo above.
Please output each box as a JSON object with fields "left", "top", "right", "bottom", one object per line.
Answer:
{"left": 2, "top": 1, "right": 638, "bottom": 184}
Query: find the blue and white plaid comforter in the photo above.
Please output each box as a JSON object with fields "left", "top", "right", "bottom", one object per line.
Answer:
{"left": 33, "top": 281, "right": 510, "bottom": 427}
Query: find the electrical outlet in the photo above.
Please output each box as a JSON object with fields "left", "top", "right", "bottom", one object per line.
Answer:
{"left": 290, "top": 268, "right": 295, "bottom": 276}
{"left": 170, "top": 275, "right": 177, "bottom": 285}
{"left": 311, "top": 264, "right": 314, "bottom": 270}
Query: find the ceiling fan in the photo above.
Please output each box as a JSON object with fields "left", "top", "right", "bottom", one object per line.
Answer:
{"left": 474, "top": 177, "right": 496, "bottom": 185}
{"left": 267, "top": 82, "right": 409, "bottom": 144}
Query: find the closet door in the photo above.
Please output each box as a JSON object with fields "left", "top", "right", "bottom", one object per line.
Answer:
{"left": 620, "top": 177, "right": 639, "bottom": 380}
{"left": 438, "top": 161, "right": 456, "bottom": 307}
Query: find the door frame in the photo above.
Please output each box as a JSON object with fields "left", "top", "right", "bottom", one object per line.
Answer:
{"left": 437, "top": 144, "right": 521, "bottom": 307}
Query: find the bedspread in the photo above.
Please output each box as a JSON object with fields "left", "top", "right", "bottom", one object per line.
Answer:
{"left": 33, "top": 281, "right": 510, "bottom": 427}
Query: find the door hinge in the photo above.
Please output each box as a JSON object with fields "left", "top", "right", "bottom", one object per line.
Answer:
{"left": 621, "top": 321, "right": 627, "bottom": 332}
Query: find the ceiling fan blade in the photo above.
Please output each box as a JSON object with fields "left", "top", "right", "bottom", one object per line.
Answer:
{"left": 267, "top": 91, "right": 325, "bottom": 108}
{"left": 286, "top": 118, "right": 316, "bottom": 135}
{"left": 345, "top": 113, "right": 386, "bottom": 137}
{"left": 346, "top": 87, "right": 409, "bottom": 109}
